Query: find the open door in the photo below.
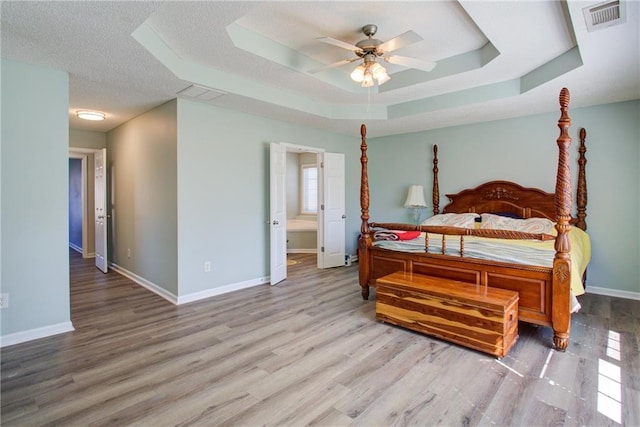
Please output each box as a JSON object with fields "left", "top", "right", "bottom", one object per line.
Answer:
{"left": 269, "top": 143, "right": 287, "bottom": 285}
{"left": 318, "top": 152, "right": 345, "bottom": 268}
{"left": 95, "top": 148, "right": 108, "bottom": 273}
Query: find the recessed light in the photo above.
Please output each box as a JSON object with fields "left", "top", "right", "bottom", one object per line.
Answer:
{"left": 76, "top": 110, "right": 105, "bottom": 121}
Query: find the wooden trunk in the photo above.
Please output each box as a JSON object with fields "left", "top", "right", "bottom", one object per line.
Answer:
{"left": 369, "top": 248, "right": 551, "bottom": 325}
{"left": 376, "top": 272, "right": 519, "bottom": 358}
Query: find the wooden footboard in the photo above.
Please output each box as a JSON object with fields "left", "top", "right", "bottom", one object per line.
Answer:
{"left": 367, "top": 248, "right": 553, "bottom": 327}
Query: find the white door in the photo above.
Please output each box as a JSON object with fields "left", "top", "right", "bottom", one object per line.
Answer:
{"left": 95, "top": 148, "right": 108, "bottom": 273}
{"left": 269, "top": 143, "right": 287, "bottom": 285}
{"left": 319, "top": 152, "right": 345, "bottom": 268}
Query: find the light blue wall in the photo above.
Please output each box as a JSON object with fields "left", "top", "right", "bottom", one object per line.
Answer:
{"left": 107, "top": 100, "right": 178, "bottom": 294}
{"left": 368, "top": 100, "right": 640, "bottom": 294}
{"left": 1, "top": 60, "right": 71, "bottom": 336}
{"left": 176, "top": 99, "right": 361, "bottom": 296}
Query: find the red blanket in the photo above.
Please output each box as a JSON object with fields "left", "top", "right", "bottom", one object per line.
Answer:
{"left": 373, "top": 230, "right": 421, "bottom": 241}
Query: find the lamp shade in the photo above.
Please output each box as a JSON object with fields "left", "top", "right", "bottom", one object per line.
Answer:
{"left": 404, "top": 185, "right": 427, "bottom": 208}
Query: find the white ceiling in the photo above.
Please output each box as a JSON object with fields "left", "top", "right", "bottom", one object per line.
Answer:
{"left": 1, "top": 1, "right": 638, "bottom": 138}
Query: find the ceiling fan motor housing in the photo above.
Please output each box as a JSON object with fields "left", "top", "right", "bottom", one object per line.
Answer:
{"left": 362, "top": 24, "right": 378, "bottom": 37}
{"left": 355, "top": 24, "right": 385, "bottom": 57}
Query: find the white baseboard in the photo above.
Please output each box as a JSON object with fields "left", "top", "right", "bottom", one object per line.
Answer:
{"left": 177, "top": 276, "right": 270, "bottom": 305}
{"left": 110, "top": 263, "right": 270, "bottom": 306}
{"left": 69, "top": 242, "right": 83, "bottom": 253}
{"left": 69, "top": 243, "right": 95, "bottom": 259}
{"left": 287, "top": 249, "right": 317, "bottom": 254}
{"left": 110, "top": 263, "right": 178, "bottom": 304}
{"left": 586, "top": 286, "right": 640, "bottom": 301}
{"left": 0, "top": 321, "right": 75, "bottom": 348}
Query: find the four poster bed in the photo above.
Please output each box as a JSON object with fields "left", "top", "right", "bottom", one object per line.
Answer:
{"left": 357, "top": 88, "right": 590, "bottom": 350}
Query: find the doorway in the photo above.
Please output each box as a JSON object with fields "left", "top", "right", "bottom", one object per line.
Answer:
{"left": 68, "top": 149, "right": 95, "bottom": 258}
{"left": 285, "top": 150, "right": 318, "bottom": 255}
{"left": 68, "top": 146, "right": 107, "bottom": 272}
{"left": 269, "top": 142, "right": 345, "bottom": 285}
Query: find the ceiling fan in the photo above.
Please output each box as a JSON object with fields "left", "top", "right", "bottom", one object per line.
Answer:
{"left": 309, "top": 24, "right": 437, "bottom": 87}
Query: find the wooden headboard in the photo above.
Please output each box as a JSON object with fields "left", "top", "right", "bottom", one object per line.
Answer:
{"left": 431, "top": 128, "right": 588, "bottom": 231}
{"left": 443, "top": 180, "right": 556, "bottom": 220}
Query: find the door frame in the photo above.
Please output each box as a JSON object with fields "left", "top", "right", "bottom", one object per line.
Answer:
{"left": 68, "top": 152, "right": 88, "bottom": 257}
{"left": 280, "top": 143, "right": 325, "bottom": 264}
{"left": 69, "top": 147, "right": 102, "bottom": 258}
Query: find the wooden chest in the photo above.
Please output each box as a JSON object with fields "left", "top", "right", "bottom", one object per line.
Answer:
{"left": 376, "top": 272, "right": 519, "bottom": 357}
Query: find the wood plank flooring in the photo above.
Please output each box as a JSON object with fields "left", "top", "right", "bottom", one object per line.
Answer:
{"left": 1, "top": 250, "right": 638, "bottom": 426}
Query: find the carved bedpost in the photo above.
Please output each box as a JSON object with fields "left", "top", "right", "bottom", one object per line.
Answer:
{"left": 432, "top": 145, "right": 440, "bottom": 215}
{"left": 552, "top": 88, "right": 573, "bottom": 351}
{"left": 358, "top": 124, "right": 372, "bottom": 300}
{"left": 576, "top": 128, "right": 588, "bottom": 231}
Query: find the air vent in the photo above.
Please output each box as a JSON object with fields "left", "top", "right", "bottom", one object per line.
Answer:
{"left": 177, "top": 85, "right": 227, "bottom": 101}
{"left": 583, "top": 0, "right": 626, "bottom": 32}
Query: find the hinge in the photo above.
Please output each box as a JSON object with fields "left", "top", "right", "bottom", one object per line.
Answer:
{"left": 321, "top": 162, "right": 324, "bottom": 168}
{"left": 321, "top": 204, "right": 324, "bottom": 211}
{"left": 321, "top": 246, "right": 325, "bottom": 253}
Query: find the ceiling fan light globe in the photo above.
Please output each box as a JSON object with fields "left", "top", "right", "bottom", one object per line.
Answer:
{"left": 372, "top": 64, "right": 387, "bottom": 78}
{"left": 376, "top": 71, "right": 391, "bottom": 85}
{"left": 369, "top": 62, "right": 383, "bottom": 74}
{"left": 361, "top": 72, "right": 374, "bottom": 87}
{"left": 350, "top": 65, "right": 365, "bottom": 82}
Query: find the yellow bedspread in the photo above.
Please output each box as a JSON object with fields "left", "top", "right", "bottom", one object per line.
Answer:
{"left": 373, "top": 226, "right": 591, "bottom": 296}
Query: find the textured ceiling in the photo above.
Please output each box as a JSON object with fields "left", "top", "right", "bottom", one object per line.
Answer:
{"left": 1, "top": 1, "right": 638, "bottom": 138}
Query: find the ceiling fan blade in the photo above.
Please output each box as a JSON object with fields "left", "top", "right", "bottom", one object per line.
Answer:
{"left": 317, "top": 37, "right": 363, "bottom": 54}
{"left": 384, "top": 55, "right": 437, "bottom": 72}
{"left": 378, "top": 30, "right": 423, "bottom": 53}
{"left": 308, "top": 57, "right": 359, "bottom": 74}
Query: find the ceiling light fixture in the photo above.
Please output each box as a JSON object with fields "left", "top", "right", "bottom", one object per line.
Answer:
{"left": 76, "top": 110, "right": 106, "bottom": 121}
{"left": 350, "top": 53, "right": 390, "bottom": 87}
{"left": 312, "top": 24, "right": 436, "bottom": 88}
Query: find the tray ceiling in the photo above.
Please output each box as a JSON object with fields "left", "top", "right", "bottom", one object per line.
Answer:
{"left": 1, "top": 1, "right": 638, "bottom": 137}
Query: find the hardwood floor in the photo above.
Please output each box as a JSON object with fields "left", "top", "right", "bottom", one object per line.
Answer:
{"left": 1, "top": 250, "right": 638, "bottom": 426}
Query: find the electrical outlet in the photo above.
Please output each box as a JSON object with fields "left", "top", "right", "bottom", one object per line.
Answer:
{"left": 204, "top": 261, "right": 211, "bottom": 273}
{"left": 0, "top": 293, "right": 8, "bottom": 309}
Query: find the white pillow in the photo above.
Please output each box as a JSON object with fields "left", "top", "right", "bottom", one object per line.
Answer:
{"left": 421, "top": 213, "right": 479, "bottom": 229}
{"left": 480, "top": 213, "right": 555, "bottom": 234}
